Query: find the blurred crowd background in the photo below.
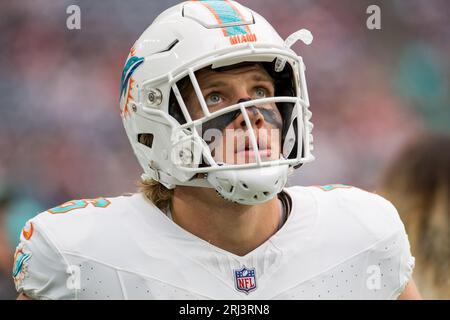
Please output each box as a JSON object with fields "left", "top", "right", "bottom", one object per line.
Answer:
{"left": 0, "top": 0, "right": 448, "bottom": 299}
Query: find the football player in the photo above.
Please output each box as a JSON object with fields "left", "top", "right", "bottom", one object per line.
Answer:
{"left": 14, "top": 0, "right": 420, "bottom": 299}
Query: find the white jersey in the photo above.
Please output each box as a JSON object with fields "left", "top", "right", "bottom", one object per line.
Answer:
{"left": 13, "top": 185, "right": 414, "bottom": 300}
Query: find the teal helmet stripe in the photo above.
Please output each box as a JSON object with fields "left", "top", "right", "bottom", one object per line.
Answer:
{"left": 225, "top": 25, "right": 248, "bottom": 36}
{"left": 202, "top": 0, "right": 248, "bottom": 36}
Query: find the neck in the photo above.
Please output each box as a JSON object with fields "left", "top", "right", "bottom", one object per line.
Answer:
{"left": 171, "top": 186, "right": 282, "bottom": 256}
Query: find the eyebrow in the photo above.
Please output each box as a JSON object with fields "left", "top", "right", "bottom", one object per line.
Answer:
{"left": 250, "top": 73, "right": 274, "bottom": 84}
{"left": 202, "top": 80, "right": 229, "bottom": 90}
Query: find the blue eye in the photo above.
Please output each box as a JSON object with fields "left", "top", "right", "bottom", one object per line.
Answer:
{"left": 254, "top": 87, "right": 267, "bottom": 99}
{"left": 206, "top": 93, "right": 222, "bottom": 106}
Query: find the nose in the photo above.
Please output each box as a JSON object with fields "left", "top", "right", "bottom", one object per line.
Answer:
{"left": 231, "top": 98, "right": 265, "bottom": 130}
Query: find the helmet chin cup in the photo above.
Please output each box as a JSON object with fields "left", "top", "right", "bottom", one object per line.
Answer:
{"left": 207, "top": 164, "right": 289, "bottom": 205}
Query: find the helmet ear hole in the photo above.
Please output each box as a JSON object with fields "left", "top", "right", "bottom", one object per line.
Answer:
{"left": 138, "top": 133, "right": 154, "bottom": 148}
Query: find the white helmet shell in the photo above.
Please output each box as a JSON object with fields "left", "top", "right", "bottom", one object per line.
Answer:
{"left": 120, "top": 0, "right": 314, "bottom": 204}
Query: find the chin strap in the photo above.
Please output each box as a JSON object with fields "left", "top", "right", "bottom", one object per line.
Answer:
{"left": 277, "top": 197, "right": 286, "bottom": 230}
{"left": 277, "top": 189, "right": 292, "bottom": 230}
{"left": 141, "top": 170, "right": 211, "bottom": 190}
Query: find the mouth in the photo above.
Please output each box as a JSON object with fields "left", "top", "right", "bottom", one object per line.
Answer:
{"left": 208, "top": 129, "right": 279, "bottom": 164}
{"left": 235, "top": 148, "right": 272, "bottom": 158}
{"left": 235, "top": 135, "right": 270, "bottom": 154}
{"left": 232, "top": 134, "right": 275, "bottom": 163}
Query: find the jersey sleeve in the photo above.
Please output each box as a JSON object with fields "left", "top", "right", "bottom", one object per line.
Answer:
{"left": 12, "top": 216, "right": 75, "bottom": 300}
{"left": 358, "top": 197, "right": 415, "bottom": 299}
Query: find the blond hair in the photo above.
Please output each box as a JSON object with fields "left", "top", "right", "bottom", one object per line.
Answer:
{"left": 138, "top": 178, "right": 173, "bottom": 213}
{"left": 378, "top": 133, "right": 450, "bottom": 299}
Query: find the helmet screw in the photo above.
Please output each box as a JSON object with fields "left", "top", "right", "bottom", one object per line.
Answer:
{"left": 147, "top": 88, "right": 163, "bottom": 106}
{"left": 179, "top": 149, "right": 193, "bottom": 165}
{"left": 131, "top": 104, "right": 137, "bottom": 112}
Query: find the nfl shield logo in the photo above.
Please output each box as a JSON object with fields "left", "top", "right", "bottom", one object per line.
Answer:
{"left": 234, "top": 266, "right": 257, "bottom": 294}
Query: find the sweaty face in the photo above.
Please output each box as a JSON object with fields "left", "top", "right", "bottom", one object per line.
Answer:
{"left": 182, "top": 63, "right": 283, "bottom": 165}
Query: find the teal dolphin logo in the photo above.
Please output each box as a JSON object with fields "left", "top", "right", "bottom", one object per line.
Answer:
{"left": 120, "top": 55, "right": 144, "bottom": 98}
{"left": 12, "top": 250, "right": 31, "bottom": 278}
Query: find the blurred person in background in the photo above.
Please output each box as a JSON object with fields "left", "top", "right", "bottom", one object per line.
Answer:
{"left": 0, "top": 185, "right": 43, "bottom": 299}
{"left": 378, "top": 133, "right": 450, "bottom": 299}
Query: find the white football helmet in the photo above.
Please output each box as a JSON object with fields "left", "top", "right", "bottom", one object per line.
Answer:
{"left": 119, "top": 0, "right": 314, "bottom": 205}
